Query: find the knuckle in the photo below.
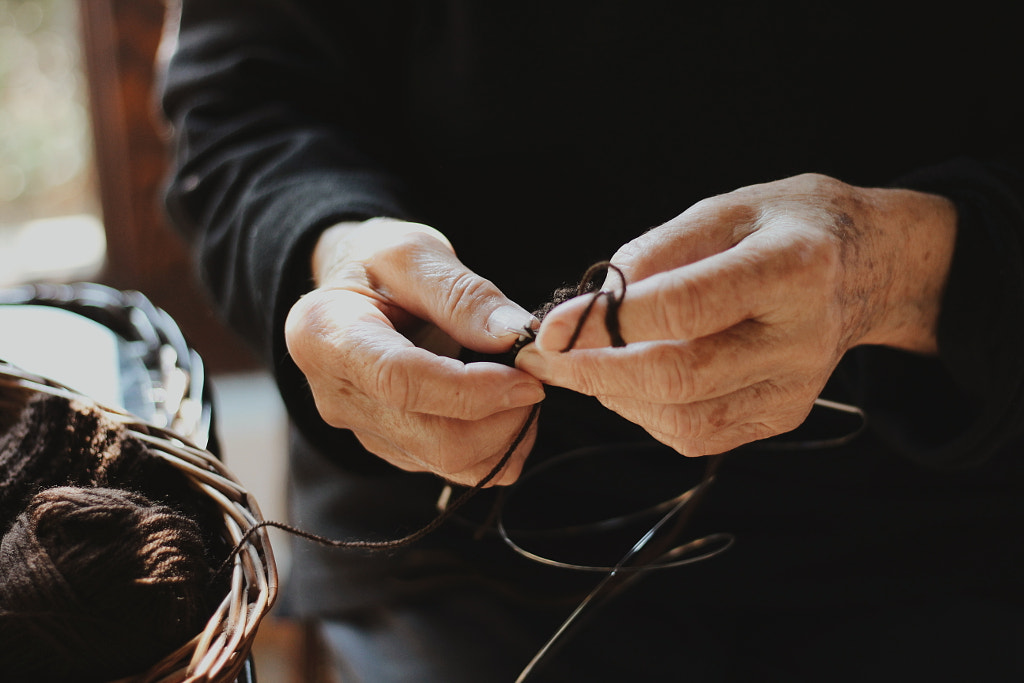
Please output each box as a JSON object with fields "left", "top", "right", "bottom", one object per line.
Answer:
{"left": 663, "top": 432, "right": 712, "bottom": 458}
{"left": 440, "top": 270, "right": 500, "bottom": 321}
{"left": 284, "top": 295, "right": 330, "bottom": 364}
{"left": 744, "top": 382, "right": 816, "bottom": 438}
{"left": 445, "top": 387, "right": 488, "bottom": 420}
{"left": 779, "top": 394, "right": 818, "bottom": 434}
{"left": 549, "top": 355, "right": 602, "bottom": 397}
{"left": 665, "top": 400, "right": 739, "bottom": 456}
{"left": 650, "top": 404, "right": 711, "bottom": 455}
{"left": 610, "top": 239, "right": 643, "bottom": 266}
{"left": 674, "top": 423, "right": 713, "bottom": 456}
{"left": 373, "top": 356, "right": 488, "bottom": 421}
{"left": 566, "top": 365, "right": 603, "bottom": 397}
{"left": 379, "top": 416, "right": 449, "bottom": 473}
{"left": 351, "top": 431, "right": 403, "bottom": 466}
{"left": 305, "top": 373, "right": 359, "bottom": 430}
{"left": 643, "top": 344, "right": 699, "bottom": 401}
{"left": 422, "top": 440, "right": 455, "bottom": 476}
{"left": 429, "top": 430, "right": 490, "bottom": 482}
{"left": 655, "top": 278, "right": 705, "bottom": 341}
{"left": 368, "top": 229, "right": 446, "bottom": 282}
{"left": 309, "top": 393, "right": 350, "bottom": 430}
{"left": 371, "top": 351, "right": 419, "bottom": 411}
{"left": 789, "top": 234, "right": 841, "bottom": 289}
{"left": 373, "top": 231, "right": 424, "bottom": 272}
{"left": 742, "top": 421, "right": 781, "bottom": 444}
{"left": 608, "top": 242, "right": 647, "bottom": 281}
{"left": 683, "top": 193, "right": 726, "bottom": 219}
{"left": 702, "top": 427, "right": 761, "bottom": 455}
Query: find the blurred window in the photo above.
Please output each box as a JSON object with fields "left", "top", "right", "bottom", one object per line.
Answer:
{"left": 0, "top": 0, "right": 105, "bottom": 286}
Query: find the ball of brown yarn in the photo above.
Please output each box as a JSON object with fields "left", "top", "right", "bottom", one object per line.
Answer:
{"left": 0, "top": 486, "right": 214, "bottom": 683}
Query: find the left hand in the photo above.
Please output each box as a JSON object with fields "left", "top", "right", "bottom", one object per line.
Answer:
{"left": 285, "top": 219, "right": 543, "bottom": 486}
{"left": 516, "top": 173, "right": 956, "bottom": 456}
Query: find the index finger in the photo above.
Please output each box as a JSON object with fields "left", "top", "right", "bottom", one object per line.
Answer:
{"left": 517, "top": 320, "right": 774, "bottom": 404}
{"left": 287, "top": 288, "right": 545, "bottom": 421}
{"left": 535, "top": 243, "right": 781, "bottom": 351}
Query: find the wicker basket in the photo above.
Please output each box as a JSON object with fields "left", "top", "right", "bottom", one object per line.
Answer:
{"left": 0, "top": 283, "right": 278, "bottom": 683}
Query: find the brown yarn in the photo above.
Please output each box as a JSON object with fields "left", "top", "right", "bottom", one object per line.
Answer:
{"left": 221, "top": 261, "right": 630, "bottom": 568}
{"left": 218, "top": 401, "right": 542, "bottom": 580}
{"left": 0, "top": 393, "right": 151, "bottom": 523}
{"left": 512, "top": 261, "right": 627, "bottom": 356}
{"left": 0, "top": 486, "right": 212, "bottom": 683}
{"left": 0, "top": 263, "right": 627, "bottom": 680}
{"left": 0, "top": 389, "right": 224, "bottom": 683}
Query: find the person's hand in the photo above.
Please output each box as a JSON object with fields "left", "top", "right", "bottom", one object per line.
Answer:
{"left": 516, "top": 173, "right": 957, "bottom": 456}
{"left": 285, "top": 218, "right": 543, "bottom": 486}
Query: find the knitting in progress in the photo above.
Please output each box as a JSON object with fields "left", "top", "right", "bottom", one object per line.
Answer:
{"left": 0, "top": 262, "right": 709, "bottom": 683}
{"left": 224, "top": 261, "right": 633, "bottom": 559}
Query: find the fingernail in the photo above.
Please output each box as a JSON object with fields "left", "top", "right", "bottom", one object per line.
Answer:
{"left": 486, "top": 304, "right": 537, "bottom": 338}
{"left": 508, "top": 381, "right": 545, "bottom": 407}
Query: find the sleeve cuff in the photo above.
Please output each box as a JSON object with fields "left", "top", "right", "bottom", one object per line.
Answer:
{"left": 853, "top": 158, "right": 1024, "bottom": 468}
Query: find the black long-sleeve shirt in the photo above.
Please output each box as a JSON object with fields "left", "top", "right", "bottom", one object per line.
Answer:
{"left": 163, "top": 2, "right": 1024, "bottom": 479}
{"left": 163, "top": 1, "right": 1024, "bottom": 472}
{"left": 162, "top": 3, "right": 1024, "bottom": 650}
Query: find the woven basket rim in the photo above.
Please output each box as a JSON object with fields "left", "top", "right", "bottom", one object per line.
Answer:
{"left": 0, "top": 359, "right": 279, "bottom": 683}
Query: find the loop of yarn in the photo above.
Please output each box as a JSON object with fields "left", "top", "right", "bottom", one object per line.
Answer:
{"left": 0, "top": 260, "right": 632, "bottom": 682}
{"left": 222, "top": 261, "right": 632, "bottom": 567}
{"left": 511, "top": 261, "right": 627, "bottom": 357}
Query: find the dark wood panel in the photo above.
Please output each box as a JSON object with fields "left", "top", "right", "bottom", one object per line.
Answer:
{"left": 79, "top": 0, "right": 258, "bottom": 372}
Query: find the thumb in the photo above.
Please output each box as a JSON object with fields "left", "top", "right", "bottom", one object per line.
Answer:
{"left": 375, "top": 233, "right": 537, "bottom": 353}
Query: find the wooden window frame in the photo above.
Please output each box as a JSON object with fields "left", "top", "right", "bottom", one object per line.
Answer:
{"left": 79, "top": 0, "right": 256, "bottom": 372}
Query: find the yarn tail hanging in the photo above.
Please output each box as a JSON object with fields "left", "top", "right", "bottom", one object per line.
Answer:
{"left": 220, "top": 262, "right": 632, "bottom": 564}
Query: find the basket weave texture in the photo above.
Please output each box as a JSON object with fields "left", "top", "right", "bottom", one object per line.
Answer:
{"left": 0, "top": 283, "right": 278, "bottom": 683}
{"left": 0, "top": 360, "right": 278, "bottom": 683}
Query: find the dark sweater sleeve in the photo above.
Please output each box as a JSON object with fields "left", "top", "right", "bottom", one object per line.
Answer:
{"left": 161, "top": 0, "right": 415, "bottom": 464}
{"left": 851, "top": 157, "right": 1024, "bottom": 468}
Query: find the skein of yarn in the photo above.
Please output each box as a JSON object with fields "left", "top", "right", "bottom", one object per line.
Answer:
{"left": 0, "top": 261, "right": 627, "bottom": 681}
{"left": 0, "top": 486, "right": 213, "bottom": 683}
{"left": 0, "top": 387, "right": 222, "bottom": 683}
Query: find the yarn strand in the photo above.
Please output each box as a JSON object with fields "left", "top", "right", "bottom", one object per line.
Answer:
{"left": 216, "top": 402, "right": 541, "bottom": 579}
{"left": 217, "top": 261, "right": 630, "bottom": 576}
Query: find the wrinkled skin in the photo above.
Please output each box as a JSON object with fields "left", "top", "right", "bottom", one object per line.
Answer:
{"left": 516, "top": 174, "right": 956, "bottom": 457}
{"left": 287, "top": 174, "right": 956, "bottom": 482}
{"left": 285, "top": 219, "right": 543, "bottom": 486}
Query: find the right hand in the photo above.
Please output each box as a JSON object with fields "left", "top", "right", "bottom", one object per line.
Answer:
{"left": 284, "top": 218, "right": 543, "bottom": 486}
